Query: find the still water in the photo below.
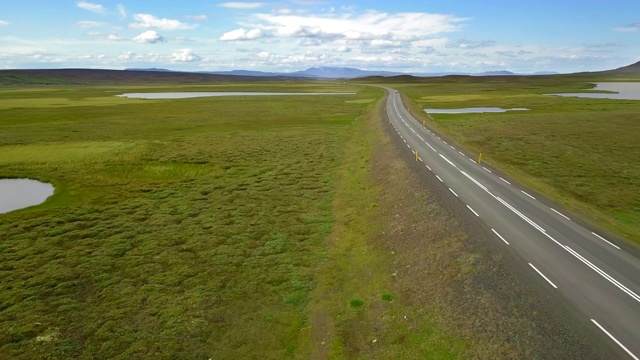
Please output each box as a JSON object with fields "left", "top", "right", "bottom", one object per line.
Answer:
{"left": 0, "top": 179, "right": 54, "bottom": 214}
{"left": 117, "top": 92, "right": 355, "bottom": 99}
{"left": 425, "top": 107, "right": 529, "bottom": 114}
{"left": 550, "top": 82, "right": 640, "bottom": 100}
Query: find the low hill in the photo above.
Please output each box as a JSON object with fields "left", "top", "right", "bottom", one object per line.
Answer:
{"left": 583, "top": 60, "right": 640, "bottom": 79}
{"left": 0, "top": 68, "right": 297, "bottom": 86}
{"left": 604, "top": 60, "right": 640, "bottom": 74}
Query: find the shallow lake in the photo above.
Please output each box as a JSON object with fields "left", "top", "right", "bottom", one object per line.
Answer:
{"left": 0, "top": 179, "right": 54, "bottom": 214}
{"left": 425, "top": 107, "right": 529, "bottom": 114}
{"left": 549, "top": 82, "right": 640, "bottom": 100}
{"left": 117, "top": 92, "right": 355, "bottom": 99}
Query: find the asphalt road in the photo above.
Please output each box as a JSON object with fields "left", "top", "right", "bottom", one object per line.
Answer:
{"left": 383, "top": 88, "right": 640, "bottom": 359}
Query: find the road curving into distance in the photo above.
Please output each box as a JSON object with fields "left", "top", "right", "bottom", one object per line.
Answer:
{"left": 382, "top": 87, "right": 640, "bottom": 359}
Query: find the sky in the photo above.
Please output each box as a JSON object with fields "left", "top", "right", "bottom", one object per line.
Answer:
{"left": 1, "top": 0, "right": 639, "bottom": 73}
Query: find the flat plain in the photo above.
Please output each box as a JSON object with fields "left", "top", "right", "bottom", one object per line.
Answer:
{"left": 0, "top": 82, "right": 381, "bottom": 358}
{"left": 1, "top": 71, "right": 634, "bottom": 359}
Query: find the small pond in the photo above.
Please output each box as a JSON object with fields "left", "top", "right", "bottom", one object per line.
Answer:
{"left": 425, "top": 107, "right": 529, "bottom": 114}
{"left": 549, "top": 82, "right": 640, "bottom": 100}
{"left": 117, "top": 92, "right": 355, "bottom": 99}
{"left": 0, "top": 179, "right": 54, "bottom": 214}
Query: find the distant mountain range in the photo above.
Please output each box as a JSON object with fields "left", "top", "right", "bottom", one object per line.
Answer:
{"left": 125, "top": 66, "right": 559, "bottom": 79}
{"left": 3, "top": 61, "right": 637, "bottom": 86}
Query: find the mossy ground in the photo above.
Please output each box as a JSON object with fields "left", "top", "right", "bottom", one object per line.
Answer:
{"left": 0, "top": 83, "right": 381, "bottom": 358}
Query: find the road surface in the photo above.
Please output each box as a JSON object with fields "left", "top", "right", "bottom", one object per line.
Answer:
{"left": 383, "top": 88, "right": 640, "bottom": 359}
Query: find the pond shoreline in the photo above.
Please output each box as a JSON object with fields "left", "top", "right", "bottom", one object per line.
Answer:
{"left": 0, "top": 178, "right": 54, "bottom": 214}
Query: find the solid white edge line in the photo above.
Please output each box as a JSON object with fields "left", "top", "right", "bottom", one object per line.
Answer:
{"left": 500, "top": 177, "right": 511, "bottom": 185}
{"left": 591, "top": 319, "right": 639, "bottom": 360}
{"left": 449, "top": 188, "right": 458, "bottom": 197}
{"left": 496, "top": 196, "right": 547, "bottom": 233}
{"left": 436, "top": 175, "right": 443, "bottom": 182}
{"left": 564, "top": 246, "right": 640, "bottom": 303}
{"left": 491, "top": 229, "right": 509, "bottom": 245}
{"left": 466, "top": 205, "right": 479, "bottom": 217}
{"left": 592, "top": 232, "right": 621, "bottom": 249}
{"left": 483, "top": 167, "right": 492, "bottom": 173}
{"left": 521, "top": 190, "right": 536, "bottom": 200}
{"left": 550, "top": 208, "right": 571, "bottom": 221}
{"left": 528, "top": 263, "right": 558, "bottom": 289}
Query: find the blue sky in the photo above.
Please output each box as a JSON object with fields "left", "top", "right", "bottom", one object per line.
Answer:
{"left": 1, "top": 0, "right": 639, "bottom": 73}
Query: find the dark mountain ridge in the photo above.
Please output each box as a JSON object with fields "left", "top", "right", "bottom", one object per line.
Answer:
{"left": 2, "top": 60, "right": 638, "bottom": 85}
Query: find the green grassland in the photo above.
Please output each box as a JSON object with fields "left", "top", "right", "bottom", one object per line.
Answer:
{"left": 3, "top": 72, "right": 622, "bottom": 358}
{"left": 0, "top": 82, "right": 371, "bottom": 358}
{"left": 389, "top": 75, "right": 640, "bottom": 244}
{"left": 0, "top": 81, "right": 472, "bottom": 359}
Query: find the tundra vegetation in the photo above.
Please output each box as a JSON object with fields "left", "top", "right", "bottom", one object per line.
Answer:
{"left": 0, "top": 81, "right": 471, "bottom": 358}
{"left": 1, "top": 71, "right": 634, "bottom": 359}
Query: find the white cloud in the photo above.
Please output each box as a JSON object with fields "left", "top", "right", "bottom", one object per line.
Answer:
{"left": 77, "top": 21, "right": 104, "bottom": 28}
{"left": 117, "top": 4, "right": 126, "bottom": 19}
{"left": 412, "top": 38, "right": 448, "bottom": 49}
{"left": 130, "top": 14, "right": 196, "bottom": 30}
{"left": 447, "top": 39, "right": 496, "bottom": 49}
{"left": 219, "top": 2, "right": 266, "bottom": 9}
{"left": 107, "top": 34, "right": 124, "bottom": 41}
{"left": 253, "top": 11, "right": 465, "bottom": 41}
{"left": 186, "top": 14, "right": 208, "bottom": 20}
{"left": 369, "top": 39, "right": 402, "bottom": 48}
{"left": 220, "top": 28, "right": 264, "bottom": 41}
{"left": 0, "top": 20, "right": 8, "bottom": 26}
{"left": 117, "top": 51, "right": 134, "bottom": 60}
{"left": 77, "top": 1, "right": 105, "bottom": 14}
{"left": 301, "top": 38, "right": 322, "bottom": 46}
{"left": 86, "top": 31, "right": 124, "bottom": 41}
{"left": 171, "top": 48, "right": 201, "bottom": 62}
{"left": 133, "top": 30, "right": 166, "bottom": 43}
{"left": 337, "top": 45, "right": 351, "bottom": 52}
{"left": 614, "top": 23, "right": 640, "bottom": 32}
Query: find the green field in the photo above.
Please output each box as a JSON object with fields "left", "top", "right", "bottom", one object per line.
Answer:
{"left": 387, "top": 75, "right": 640, "bottom": 245}
{"left": 0, "top": 83, "right": 362, "bottom": 358}
{"left": 1, "top": 72, "right": 624, "bottom": 358}
{"left": 0, "top": 81, "right": 473, "bottom": 359}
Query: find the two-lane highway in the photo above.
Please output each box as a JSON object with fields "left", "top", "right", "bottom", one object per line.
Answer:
{"left": 383, "top": 88, "right": 640, "bottom": 359}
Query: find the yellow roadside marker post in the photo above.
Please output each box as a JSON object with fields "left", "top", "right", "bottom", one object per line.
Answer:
{"left": 416, "top": 151, "right": 419, "bottom": 161}
{"left": 478, "top": 153, "right": 483, "bottom": 164}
